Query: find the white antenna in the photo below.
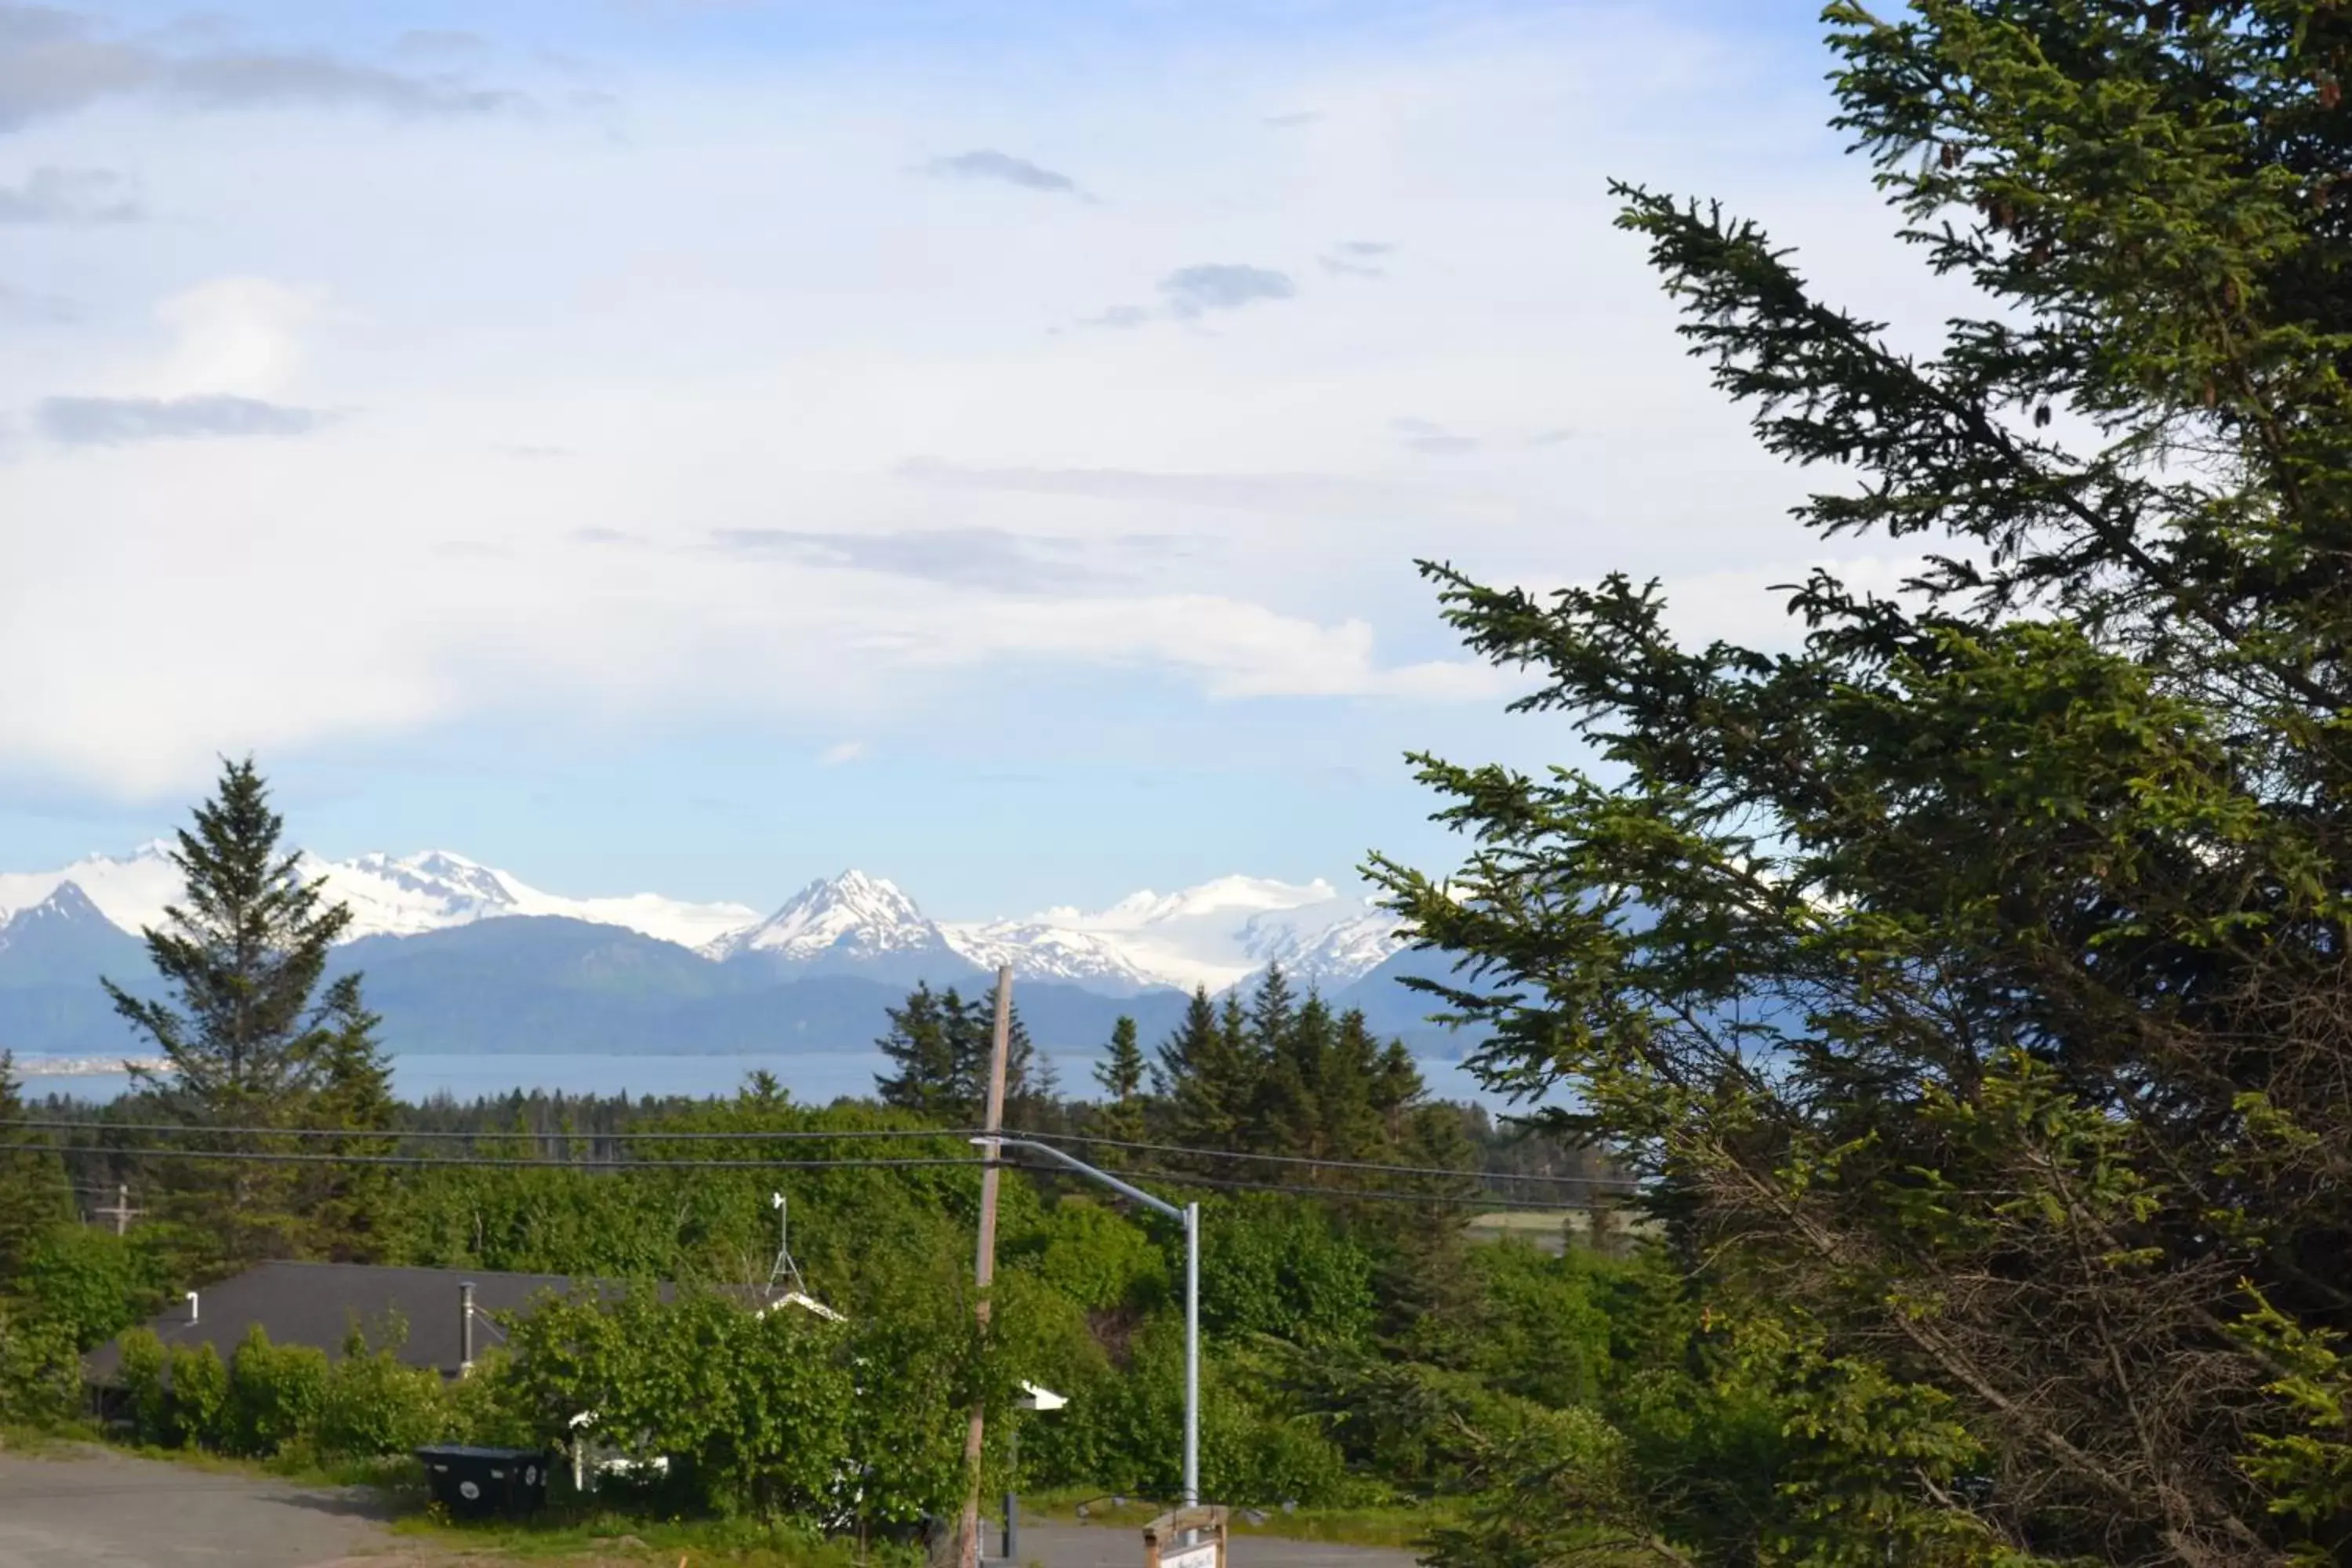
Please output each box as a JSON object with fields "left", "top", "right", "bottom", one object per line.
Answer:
{"left": 767, "top": 1190, "right": 809, "bottom": 1300}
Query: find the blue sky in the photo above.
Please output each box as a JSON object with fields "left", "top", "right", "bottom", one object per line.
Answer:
{"left": 0, "top": 0, "right": 1952, "bottom": 920}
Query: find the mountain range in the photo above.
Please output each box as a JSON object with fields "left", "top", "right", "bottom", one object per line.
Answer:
{"left": 0, "top": 846, "right": 1474, "bottom": 1064}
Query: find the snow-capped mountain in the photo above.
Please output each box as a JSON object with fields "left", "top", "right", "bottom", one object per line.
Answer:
{"left": 0, "top": 844, "right": 187, "bottom": 940}
{"left": 0, "top": 850, "right": 1408, "bottom": 998}
{"left": 0, "top": 880, "right": 137, "bottom": 964}
{"left": 319, "top": 848, "right": 759, "bottom": 949}
{"left": 937, "top": 919, "right": 1179, "bottom": 997}
{"left": 1235, "top": 909, "right": 1413, "bottom": 994}
{"left": 972, "top": 874, "right": 1400, "bottom": 993}
{"left": 703, "top": 871, "right": 976, "bottom": 985}
{"left": 0, "top": 842, "right": 758, "bottom": 951}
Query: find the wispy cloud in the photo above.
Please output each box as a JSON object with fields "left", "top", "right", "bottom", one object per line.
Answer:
{"left": 924, "top": 148, "right": 1089, "bottom": 199}
{"left": 1159, "top": 263, "right": 1294, "bottom": 319}
{"left": 0, "top": 3, "right": 526, "bottom": 132}
{"left": 1390, "top": 417, "right": 1478, "bottom": 456}
{"left": 1262, "top": 110, "right": 1321, "bottom": 128}
{"left": 36, "top": 394, "right": 328, "bottom": 446}
{"left": 1319, "top": 240, "right": 1393, "bottom": 279}
{"left": 1079, "top": 263, "right": 1299, "bottom": 330}
{"left": 390, "top": 29, "right": 491, "bottom": 62}
{"left": 0, "top": 165, "right": 141, "bottom": 224}
{"left": 895, "top": 457, "right": 1521, "bottom": 524}
{"left": 818, "top": 739, "right": 867, "bottom": 766}
{"left": 713, "top": 526, "right": 1105, "bottom": 593}
{"left": 0, "top": 282, "right": 78, "bottom": 323}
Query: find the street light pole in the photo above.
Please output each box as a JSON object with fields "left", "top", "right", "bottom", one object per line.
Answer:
{"left": 1182, "top": 1199, "right": 1198, "bottom": 1511}
{"left": 978, "top": 1138, "right": 1200, "bottom": 1511}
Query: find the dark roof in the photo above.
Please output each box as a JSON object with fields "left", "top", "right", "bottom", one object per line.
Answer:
{"left": 84, "top": 1261, "right": 677, "bottom": 1382}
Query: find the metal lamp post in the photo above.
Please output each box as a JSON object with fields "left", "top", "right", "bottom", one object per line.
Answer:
{"left": 975, "top": 1137, "right": 1200, "bottom": 1511}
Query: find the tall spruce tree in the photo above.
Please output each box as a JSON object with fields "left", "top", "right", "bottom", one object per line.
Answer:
{"left": 103, "top": 758, "right": 370, "bottom": 1268}
{"left": 302, "top": 975, "right": 398, "bottom": 1261}
{"left": 874, "top": 983, "right": 958, "bottom": 1120}
{"left": 877, "top": 983, "right": 1037, "bottom": 1123}
{"left": 0, "top": 1051, "right": 71, "bottom": 1290}
{"left": 107, "top": 759, "right": 351, "bottom": 1109}
{"left": 1374, "top": 2, "right": 2352, "bottom": 1557}
{"left": 1091, "top": 1015, "right": 1149, "bottom": 1154}
{"left": 1155, "top": 985, "right": 1258, "bottom": 1153}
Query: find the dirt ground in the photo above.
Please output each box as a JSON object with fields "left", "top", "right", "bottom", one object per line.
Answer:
{"left": 0, "top": 1447, "right": 1425, "bottom": 1568}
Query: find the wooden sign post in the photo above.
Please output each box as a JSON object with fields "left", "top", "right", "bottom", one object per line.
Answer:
{"left": 1144, "top": 1505, "right": 1228, "bottom": 1568}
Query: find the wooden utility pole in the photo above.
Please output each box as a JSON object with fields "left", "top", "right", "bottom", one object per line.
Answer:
{"left": 93, "top": 1183, "right": 140, "bottom": 1236}
{"left": 956, "top": 964, "right": 1014, "bottom": 1568}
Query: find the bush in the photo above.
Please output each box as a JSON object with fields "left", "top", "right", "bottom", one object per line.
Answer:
{"left": 1199, "top": 1200, "right": 1374, "bottom": 1347}
{"left": 223, "top": 1326, "right": 328, "bottom": 1457}
{"left": 0, "top": 1300, "right": 79, "bottom": 1427}
{"left": 317, "top": 1320, "right": 447, "bottom": 1459}
{"left": 16, "top": 1226, "right": 168, "bottom": 1352}
{"left": 1007, "top": 1200, "right": 1167, "bottom": 1312}
{"left": 168, "top": 1341, "right": 229, "bottom": 1449}
{"left": 118, "top": 1327, "right": 169, "bottom": 1443}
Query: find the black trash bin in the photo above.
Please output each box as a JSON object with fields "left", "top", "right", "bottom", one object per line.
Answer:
{"left": 414, "top": 1445, "right": 551, "bottom": 1519}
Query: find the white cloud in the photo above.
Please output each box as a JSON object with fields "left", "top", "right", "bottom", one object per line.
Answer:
{"left": 818, "top": 739, "right": 868, "bottom": 766}
{"left": 0, "top": 5, "right": 1962, "bottom": 798}
{"left": 149, "top": 276, "right": 325, "bottom": 399}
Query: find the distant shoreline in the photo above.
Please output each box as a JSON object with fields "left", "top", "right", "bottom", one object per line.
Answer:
{"left": 14, "top": 1055, "right": 172, "bottom": 1077}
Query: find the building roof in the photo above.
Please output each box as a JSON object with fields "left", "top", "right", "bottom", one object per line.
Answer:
{"left": 84, "top": 1261, "right": 677, "bottom": 1382}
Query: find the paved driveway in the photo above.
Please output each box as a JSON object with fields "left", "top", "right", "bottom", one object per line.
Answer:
{"left": 0, "top": 1447, "right": 1425, "bottom": 1568}
{"left": 0, "top": 1446, "right": 397, "bottom": 1567}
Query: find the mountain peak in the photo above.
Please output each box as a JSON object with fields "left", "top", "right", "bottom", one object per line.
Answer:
{"left": 11, "top": 880, "right": 112, "bottom": 930}
{"left": 704, "top": 869, "right": 961, "bottom": 976}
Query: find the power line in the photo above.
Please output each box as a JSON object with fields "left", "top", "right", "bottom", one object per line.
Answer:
{"left": 4, "top": 1117, "right": 1635, "bottom": 1190}
{"left": 997, "top": 1160, "right": 1582, "bottom": 1212}
{"left": 2, "top": 1119, "right": 979, "bottom": 1144}
{"left": 0, "top": 1142, "right": 985, "bottom": 1173}
{"left": 1016, "top": 1129, "right": 1641, "bottom": 1189}
{"left": 2, "top": 1141, "right": 1583, "bottom": 1210}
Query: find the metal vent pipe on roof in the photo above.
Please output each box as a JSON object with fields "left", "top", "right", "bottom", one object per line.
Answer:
{"left": 460, "top": 1281, "right": 476, "bottom": 1374}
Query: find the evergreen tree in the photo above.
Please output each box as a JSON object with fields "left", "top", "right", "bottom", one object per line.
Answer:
{"left": 874, "top": 983, "right": 957, "bottom": 1120}
{"left": 1243, "top": 964, "right": 1296, "bottom": 1062}
{"left": 103, "top": 758, "right": 368, "bottom": 1269}
{"left": 1155, "top": 986, "right": 1257, "bottom": 1153}
{"left": 1374, "top": 2, "right": 2352, "bottom": 1553}
{"left": 1091, "top": 1016, "right": 1149, "bottom": 1152}
{"left": 877, "top": 983, "right": 1037, "bottom": 1123}
{"left": 302, "top": 976, "right": 398, "bottom": 1261}
{"left": 0, "top": 1051, "right": 71, "bottom": 1290}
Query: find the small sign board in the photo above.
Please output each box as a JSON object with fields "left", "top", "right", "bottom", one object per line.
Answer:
{"left": 1144, "top": 1506, "right": 1228, "bottom": 1568}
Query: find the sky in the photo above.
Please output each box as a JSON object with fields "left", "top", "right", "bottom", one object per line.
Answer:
{"left": 0, "top": 0, "right": 1965, "bottom": 921}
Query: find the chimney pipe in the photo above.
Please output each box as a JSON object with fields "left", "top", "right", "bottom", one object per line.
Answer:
{"left": 186, "top": 1291, "right": 198, "bottom": 1325}
{"left": 459, "top": 1282, "right": 476, "bottom": 1375}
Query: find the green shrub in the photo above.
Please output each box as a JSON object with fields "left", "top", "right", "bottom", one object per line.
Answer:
{"left": 1008, "top": 1200, "right": 1168, "bottom": 1312}
{"left": 16, "top": 1227, "right": 168, "bottom": 1352}
{"left": 0, "top": 1300, "right": 79, "bottom": 1427}
{"left": 117, "top": 1327, "right": 169, "bottom": 1443}
{"left": 223, "top": 1326, "right": 328, "bottom": 1457}
{"left": 168, "top": 1341, "right": 229, "bottom": 1449}
{"left": 1199, "top": 1200, "right": 1375, "bottom": 1347}
{"left": 317, "top": 1320, "right": 447, "bottom": 1458}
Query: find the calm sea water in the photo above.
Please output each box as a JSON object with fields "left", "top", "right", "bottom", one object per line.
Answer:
{"left": 19, "top": 1049, "right": 1530, "bottom": 1111}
